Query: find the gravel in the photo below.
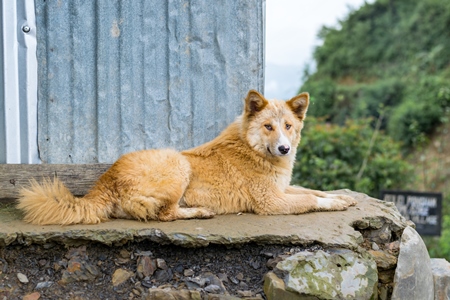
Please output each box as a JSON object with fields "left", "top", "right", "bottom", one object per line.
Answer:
{"left": 0, "top": 241, "right": 322, "bottom": 299}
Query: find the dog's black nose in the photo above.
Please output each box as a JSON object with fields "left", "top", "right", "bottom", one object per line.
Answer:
{"left": 278, "top": 145, "right": 290, "bottom": 155}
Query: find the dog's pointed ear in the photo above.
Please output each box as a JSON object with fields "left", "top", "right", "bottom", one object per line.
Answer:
{"left": 287, "top": 92, "right": 309, "bottom": 120}
{"left": 245, "top": 90, "right": 268, "bottom": 116}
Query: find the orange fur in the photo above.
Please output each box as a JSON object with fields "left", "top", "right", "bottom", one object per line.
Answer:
{"left": 17, "top": 90, "right": 356, "bottom": 225}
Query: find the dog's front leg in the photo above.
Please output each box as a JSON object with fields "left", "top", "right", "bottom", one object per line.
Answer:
{"left": 251, "top": 189, "right": 352, "bottom": 215}
{"left": 285, "top": 186, "right": 357, "bottom": 206}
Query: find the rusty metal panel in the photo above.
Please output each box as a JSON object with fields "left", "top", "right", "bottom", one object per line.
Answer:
{"left": 36, "top": 0, "right": 265, "bottom": 163}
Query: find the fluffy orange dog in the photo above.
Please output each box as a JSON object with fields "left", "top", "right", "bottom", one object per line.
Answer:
{"left": 18, "top": 90, "right": 356, "bottom": 225}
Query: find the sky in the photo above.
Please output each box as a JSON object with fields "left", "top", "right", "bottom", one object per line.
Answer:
{"left": 265, "top": 0, "right": 374, "bottom": 99}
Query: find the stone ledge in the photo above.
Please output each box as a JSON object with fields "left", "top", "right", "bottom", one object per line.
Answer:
{"left": 0, "top": 190, "right": 410, "bottom": 248}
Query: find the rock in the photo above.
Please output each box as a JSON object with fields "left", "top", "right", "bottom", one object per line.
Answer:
{"left": 371, "top": 242, "right": 380, "bottom": 250}
{"left": 249, "top": 259, "right": 261, "bottom": 270}
{"left": 156, "top": 258, "right": 168, "bottom": 270}
{"left": 0, "top": 286, "right": 11, "bottom": 299}
{"left": 187, "top": 276, "right": 207, "bottom": 288}
{"left": 119, "top": 249, "right": 130, "bottom": 258}
{"left": 353, "top": 219, "right": 370, "bottom": 230}
{"left": 136, "top": 250, "right": 153, "bottom": 256}
{"left": 58, "top": 247, "right": 100, "bottom": 284}
{"left": 17, "top": 272, "right": 29, "bottom": 283}
{"left": 115, "top": 257, "right": 130, "bottom": 265}
{"left": 205, "top": 284, "right": 222, "bottom": 293}
{"left": 158, "top": 283, "right": 173, "bottom": 289}
{"left": 378, "top": 285, "right": 391, "bottom": 300}
{"left": 154, "top": 269, "right": 173, "bottom": 282}
{"left": 239, "top": 281, "right": 249, "bottom": 290}
{"left": 206, "top": 295, "right": 241, "bottom": 300}
{"left": 207, "top": 294, "right": 242, "bottom": 300}
{"left": 57, "top": 259, "right": 68, "bottom": 269}
{"left": 38, "top": 259, "right": 47, "bottom": 267}
{"left": 0, "top": 258, "right": 7, "bottom": 273}
{"left": 202, "top": 272, "right": 228, "bottom": 294}
{"left": 264, "top": 272, "right": 303, "bottom": 300}
{"left": 274, "top": 249, "right": 378, "bottom": 299}
{"left": 261, "top": 251, "right": 274, "bottom": 258}
{"left": 136, "top": 256, "right": 156, "bottom": 278}
{"left": 42, "top": 242, "right": 56, "bottom": 249}
{"left": 59, "top": 256, "right": 100, "bottom": 284}
{"left": 145, "top": 289, "right": 202, "bottom": 300}
{"left": 35, "top": 281, "right": 53, "bottom": 289}
{"left": 236, "top": 272, "right": 244, "bottom": 281}
{"left": 217, "top": 273, "right": 228, "bottom": 283}
{"left": 431, "top": 258, "right": 450, "bottom": 300}
{"left": 112, "top": 268, "right": 133, "bottom": 287}
{"left": 266, "top": 256, "right": 283, "bottom": 269}
{"left": 173, "top": 264, "right": 184, "bottom": 274}
{"left": 185, "top": 272, "right": 227, "bottom": 294}
{"left": 66, "top": 259, "right": 81, "bottom": 273}
{"left": 23, "top": 292, "right": 40, "bottom": 300}
{"left": 385, "top": 241, "right": 400, "bottom": 253}
{"left": 368, "top": 250, "right": 397, "bottom": 270}
{"left": 378, "top": 269, "right": 395, "bottom": 284}
{"left": 229, "top": 276, "right": 239, "bottom": 285}
{"left": 141, "top": 279, "right": 153, "bottom": 289}
{"left": 132, "top": 288, "right": 141, "bottom": 296}
{"left": 364, "top": 223, "right": 392, "bottom": 244}
{"left": 237, "top": 290, "right": 253, "bottom": 297}
{"left": 184, "top": 268, "right": 195, "bottom": 277}
{"left": 392, "top": 226, "right": 434, "bottom": 300}
{"left": 65, "top": 246, "right": 87, "bottom": 259}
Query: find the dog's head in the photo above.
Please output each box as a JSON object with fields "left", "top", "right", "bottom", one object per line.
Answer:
{"left": 242, "top": 90, "right": 309, "bottom": 158}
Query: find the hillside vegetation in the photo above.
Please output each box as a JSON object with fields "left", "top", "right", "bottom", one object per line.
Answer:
{"left": 301, "top": 0, "right": 450, "bottom": 148}
{"left": 295, "top": 0, "right": 450, "bottom": 258}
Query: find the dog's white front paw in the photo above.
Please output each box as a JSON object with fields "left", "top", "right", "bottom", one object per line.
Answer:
{"left": 316, "top": 197, "right": 349, "bottom": 211}
{"left": 327, "top": 194, "right": 357, "bottom": 206}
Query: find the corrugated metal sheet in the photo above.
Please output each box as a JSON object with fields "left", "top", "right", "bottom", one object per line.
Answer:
{"left": 36, "top": 0, "right": 265, "bottom": 164}
{"left": 0, "top": 0, "right": 40, "bottom": 163}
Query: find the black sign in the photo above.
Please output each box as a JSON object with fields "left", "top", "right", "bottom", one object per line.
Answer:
{"left": 380, "top": 190, "right": 442, "bottom": 236}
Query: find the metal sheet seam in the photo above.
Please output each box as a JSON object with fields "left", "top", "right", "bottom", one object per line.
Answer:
{"left": 1, "top": 1, "right": 21, "bottom": 163}
{"left": 0, "top": 0, "right": 40, "bottom": 163}
{"left": 19, "top": 0, "right": 40, "bottom": 163}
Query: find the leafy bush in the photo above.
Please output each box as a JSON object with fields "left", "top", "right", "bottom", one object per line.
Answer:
{"left": 291, "top": 117, "right": 411, "bottom": 198}
{"left": 388, "top": 77, "right": 450, "bottom": 147}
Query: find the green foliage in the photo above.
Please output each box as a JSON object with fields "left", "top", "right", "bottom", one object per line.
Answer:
{"left": 301, "top": 0, "right": 450, "bottom": 149}
{"left": 312, "top": 0, "right": 450, "bottom": 79}
{"left": 292, "top": 118, "right": 411, "bottom": 198}
{"left": 425, "top": 195, "right": 450, "bottom": 260}
{"left": 388, "top": 76, "right": 450, "bottom": 147}
{"left": 304, "top": 78, "right": 404, "bottom": 126}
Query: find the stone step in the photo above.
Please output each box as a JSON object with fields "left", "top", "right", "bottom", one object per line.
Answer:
{"left": 0, "top": 190, "right": 420, "bottom": 299}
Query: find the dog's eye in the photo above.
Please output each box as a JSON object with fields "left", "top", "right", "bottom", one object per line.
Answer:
{"left": 264, "top": 124, "right": 273, "bottom": 131}
{"left": 285, "top": 124, "right": 291, "bottom": 130}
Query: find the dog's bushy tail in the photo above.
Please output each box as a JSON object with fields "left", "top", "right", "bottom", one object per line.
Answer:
{"left": 17, "top": 178, "right": 110, "bottom": 225}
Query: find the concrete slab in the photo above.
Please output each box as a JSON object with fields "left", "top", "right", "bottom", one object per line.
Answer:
{"left": 0, "top": 190, "right": 411, "bottom": 248}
